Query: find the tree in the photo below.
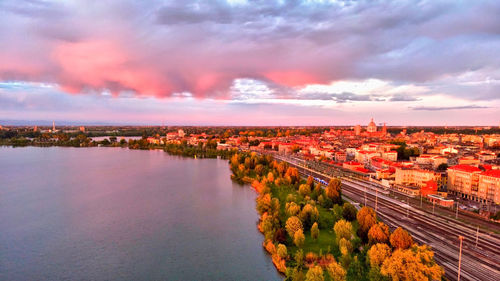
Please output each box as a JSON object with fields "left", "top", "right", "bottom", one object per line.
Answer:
{"left": 346, "top": 256, "right": 365, "bottom": 281}
{"left": 289, "top": 266, "right": 306, "bottom": 281}
{"left": 274, "top": 228, "right": 287, "bottom": 243}
{"left": 381, "top": 245, "right": 443, "bottom": 281}
{"left": 294, "top": 229, "right": 306, "bottom": 248}
{"left": 295, "top": 249, "right": 304, "bottom": 267}
{"left": 332, "top": 204, "right": 343, "bottom": 222}
{"left": 389, "top": 227, "right": 413, "bottom": 250}
{"left": 368, "top": 222, "right": 390, "bottom": 244}
{"left": 286, "top": 216, "right": 304, "bottom": 238}
{"left": 285, "top": 167, "right": 300, "bottom": 184}
{"left": 367, "top": 243, "right": 391, "bottom": 268}
{"left": 326, "top": 261, "right": 346, "bottom": 281}
{"left": 299, "top": 204, "right": 319, "bottom": 228}
{"left": 436, "top": 163, "right": 448, "bottom": 171}
{"left": 307, "top": 176, "right": 315, "bottom": 188}
{"left": 357, "top": 207, "right": 377, "bottom": 240}
{"left": 305, "top": 266, "right": 324, "bottom": 281}
{"left": 339, "top": 238, "right": 353, "bottom": 256}
{"left": 311, "top": 222, "right": 320, "bottom": 241}
{"left": 326, "top": 178, "right": 342, "bottom": 204}
{"left": 286, "top": 202, "right": 301, "bottom": 216}
{"left": 334, "top": 219, "right": 352, "bottom": 243}
{"left": 342, "top": 202, "right": 357, "bottom": 221}
{"left": 277, "top": 243, "right": 288, "bottom": 259}
{"left": 299, "top": 184, "right": 312, "bottom": 197}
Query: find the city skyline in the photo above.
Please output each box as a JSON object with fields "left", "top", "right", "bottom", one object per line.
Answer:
{"left": 1, "top": 0, "right": 499, "bottom": 125}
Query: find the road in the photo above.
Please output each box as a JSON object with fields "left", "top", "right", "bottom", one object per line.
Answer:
{"left": 274, "top": 154, "right": 500, "bottom": 281}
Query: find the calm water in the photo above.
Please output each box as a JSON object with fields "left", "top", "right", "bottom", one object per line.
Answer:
{"left": 0, "top": 147, "right": 281, "bottom": 281}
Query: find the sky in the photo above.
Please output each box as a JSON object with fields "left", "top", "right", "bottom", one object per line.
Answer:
{"left": 0, "top": 0, "right": 499, "bottom": 126}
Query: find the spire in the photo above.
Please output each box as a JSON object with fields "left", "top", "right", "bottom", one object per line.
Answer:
{"left": 52, "top": 121, "right": 55, "bottom": 131}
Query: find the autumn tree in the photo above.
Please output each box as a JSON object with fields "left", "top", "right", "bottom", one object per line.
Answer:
{"left": 381, "top": 245, "right": 443, "bottom": 281}
{"left": 305, "top": 265, "right": 324, "bottom": 281}
{"left": 368, "top": 222, "right": 390, "bottom": 244}
{"left": 390, "top": 227, "right": 413, "bottom": 250}
{"left": 306, "top": 176, "right": 314, "bottom": 188}
{"left": 285, "top": 167, "right": 300, "bottom": 184}
{"left": 342, "top": 202, "right": 357, "bottom": 221}
{"left": 333, "top": 219, "right": 352, "bottom": 243}
{"left": 311, "top": 222, "right": 320, "bottom": 241}
{"left": 339, "top": 238, "right": 353, "bottom": 256}
{"left": 367, "top": 243, "right": 392, "bottom": 268}
{"left": 286, "top": 216, "right": 303, "bottom": 238}
{"left": 289, "top": 266, "right": 305, "bottom": 281}
{"left": 299, "top": 184, "right": 312, "bottom": 197}
{"left": 286, "top": 202, "right": 301, "bottom": 217}
{"left": 267, "top": 172, "right": 275, "bottom": 182}
{"left": 294, "top": 229, "right": 306, "bottom": 248}
{"left": 356, "top": 206, "right": 377, "bottom": 241}
{"left": 277, "top": 243, "right": 288, "bottom": 259}
{"left": 326, "top": 261, "right": 346, "bottom": 281}
{"left": 295, "top": 249, "right": 304, "bottom": 267}
{"left": 256, "top": 193, "right": 272, "bottom": 215}
{"left": 326, "top": 178, "right": 342, "bottom": 204}
{"left": 299, "top": 204, "right": 319, "bottom": 228}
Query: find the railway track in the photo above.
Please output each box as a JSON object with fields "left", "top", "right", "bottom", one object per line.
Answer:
{"left": 274, "top": 155, "right": 500, "bottom": 281}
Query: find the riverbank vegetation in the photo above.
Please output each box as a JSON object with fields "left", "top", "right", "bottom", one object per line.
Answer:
{"left": 230, "top": 152, "right": 444, "bottom": 281}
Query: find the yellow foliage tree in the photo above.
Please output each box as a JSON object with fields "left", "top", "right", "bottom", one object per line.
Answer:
{"left": 339, "top": 238, "right": 353, "bottom": 256}
{"left": 286, "top": 202, "right": 301, "bottom": 217}
{"left": 326, "top": 261, "right": 346, "bottom": 281}
{"left": 294, "top": 229, "right": 305, "bottom": 248}
{"left": 311, "top": 222, "right": 320, "bottom": 241}
{"left": 299, "top": 184, "right": 312, "bottom": 197}
{"left": 326, "top": 178, "right": 342, "bottom": 204}
{"left": 286, "top": 216, "right": 303, "bottom": 238}
{"left": 381, "top": 245, "right": 444, "bottom": 281}
{"left": 367, "top": 243, "right": 391, "bottom": 268}
{"left": 356, "top": 206, "right": 377, "bottom": 238}
{"left": 333, "top": 219, "right": 352, "bottom": 243}
{"left": 305, "top": 265, "right": 324, "bottom": 281}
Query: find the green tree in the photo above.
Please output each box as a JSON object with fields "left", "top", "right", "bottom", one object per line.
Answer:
{"left": 295, "top": 249, "right": 304, "bottom": 267}
{"left": 342, "top": 202, "right": 357, "bottom": 221}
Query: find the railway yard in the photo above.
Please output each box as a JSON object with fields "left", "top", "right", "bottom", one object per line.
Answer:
{"left": 274, "top": 154, "right": 500, "bottom": 281}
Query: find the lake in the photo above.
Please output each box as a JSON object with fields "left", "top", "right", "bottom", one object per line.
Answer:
{"left": 0, "top": 147, "right": 281, "bottom": 281}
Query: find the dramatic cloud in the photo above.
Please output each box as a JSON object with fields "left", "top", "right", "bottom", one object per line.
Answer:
{"left": 1, "top": 0, "right": 500, "bottom": 101}
{"left": 1, "top": 0, "right": 499, "bottom": 125}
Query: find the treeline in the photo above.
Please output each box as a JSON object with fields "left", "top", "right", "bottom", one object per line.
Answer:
{"left": 163, "top": 140, "right": 237, "bottom": 159}
{"left": 230, "top": 153, "right": 443, "bottom": 281}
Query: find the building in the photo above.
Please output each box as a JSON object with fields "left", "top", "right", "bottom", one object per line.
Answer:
{"left": 478, "top": 170, "right": 500, "bottom": 204}
{"left": 354, "top": 125, "right": 361, "bottom": 136}
{"left": 395, "top": 168, "right": 441, "bottom": 188}
{"left": 367, "top": 118, "right": 377, "bottom": 133}
{"left": 447, "top": 165, "right": 481, "bottom": 201}
{"left": 178, "top": 129, "right": 185, "bottom": 138}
